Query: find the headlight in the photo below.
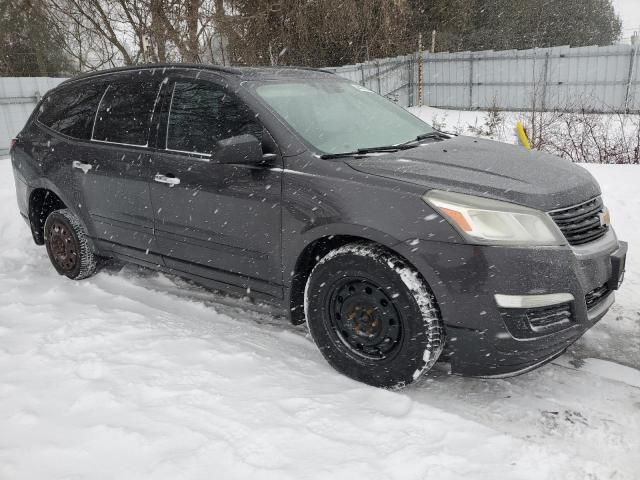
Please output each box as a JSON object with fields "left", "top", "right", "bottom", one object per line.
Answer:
{"left": 423, "top": 190, "right": 566, "bottom": 246}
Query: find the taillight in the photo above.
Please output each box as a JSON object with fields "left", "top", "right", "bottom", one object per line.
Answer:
{"left": 9, "top": 138, "right": 17, "bottom": 151}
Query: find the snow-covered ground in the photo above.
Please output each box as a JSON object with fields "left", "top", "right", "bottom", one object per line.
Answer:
{"left": 409, "top": 106, "right": 640, "bottom": 144}
{"left": 409, "top": 106, "right": 516, "bottom": 140}
{"left": 0, "top": 155, "right": 638, "bottom": 479}
{"left": 409, "top": 106, "right": 640, "bottom": 164}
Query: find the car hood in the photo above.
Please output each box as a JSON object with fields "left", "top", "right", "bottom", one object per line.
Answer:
{"left": 345, "top": 136, "right": 600, "bottom": 211}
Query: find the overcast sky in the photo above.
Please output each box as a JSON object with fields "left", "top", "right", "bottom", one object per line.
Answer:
{"left": 612, "top": 0, "right": 640, "bottom": 40}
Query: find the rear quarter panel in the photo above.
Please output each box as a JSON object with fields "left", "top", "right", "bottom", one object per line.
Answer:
{"left": 11, "top": 121, "right": 85, "bottom": 228}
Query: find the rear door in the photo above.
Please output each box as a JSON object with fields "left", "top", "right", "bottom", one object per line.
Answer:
{"left": 33, "top": 81, "right": 109, "bottom": 237}
{"left": 150, "top": 74, "right": 284, "bottom": 297}
{"left": 78, "top": 72, "right": 165, "bottom": 260}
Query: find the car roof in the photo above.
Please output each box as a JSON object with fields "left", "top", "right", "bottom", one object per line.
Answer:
{"left": 60, "top": 63, "right": 336, "bottom": 87}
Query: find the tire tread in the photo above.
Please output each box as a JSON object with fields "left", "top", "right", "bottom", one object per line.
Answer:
{"left": 44, "top": 209, "right": 97, "bottom": 280}
{"left": 304, "top": 241, "right": 445, "bottom": 388}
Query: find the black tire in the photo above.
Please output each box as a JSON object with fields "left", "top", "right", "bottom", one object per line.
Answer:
{"left": 304, "top": 242, "right": 444, "bottom": 388}
{"left": 44, "top": 209, "right": 97, "bottom": 280}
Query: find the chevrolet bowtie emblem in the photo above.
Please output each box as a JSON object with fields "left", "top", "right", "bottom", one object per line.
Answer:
{"left": 599, "top": 208, "right": 610, "bottom": 227}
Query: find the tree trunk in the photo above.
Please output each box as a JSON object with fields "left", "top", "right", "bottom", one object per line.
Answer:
{"left": 185, "top": 0, "right": 200, "bottom": 62}
{"left": 150, "top": 0, "right": 167, "bottom": 62}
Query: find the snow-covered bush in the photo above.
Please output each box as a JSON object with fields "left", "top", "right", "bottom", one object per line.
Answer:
{"left": 525, "top": 109, "right": 640, "bottom": 164}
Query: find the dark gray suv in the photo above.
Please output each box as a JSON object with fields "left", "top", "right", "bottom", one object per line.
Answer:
{"left": 10, "top": 64, "right": 627, "bottom": 388}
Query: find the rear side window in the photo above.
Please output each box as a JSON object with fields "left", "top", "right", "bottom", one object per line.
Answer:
{"left": 93, "top": 79, "right": 162, "bottom": 146}
{"left": 38, "top": 83, "right": 107, "bottom": 140}
{"left": 166, "top": 81, "right": 261, "bottom": 155}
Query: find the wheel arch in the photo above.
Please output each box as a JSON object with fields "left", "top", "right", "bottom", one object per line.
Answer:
{"left": 28, "top": 187, "right": 67, "bottom": 245}
{"left": 286, "top": 226, "right": 438, "bottom": 326}
{"left": 27, "top": 176, "right": 83, "bottom": 245}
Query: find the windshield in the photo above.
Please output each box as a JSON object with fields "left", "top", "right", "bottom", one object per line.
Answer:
{"left": 253, "top": 81, "right": 434, "bottom": 154}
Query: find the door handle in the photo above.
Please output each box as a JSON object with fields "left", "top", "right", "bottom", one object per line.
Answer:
{"left": 72, "top": 160, "right": 92, "bottom": 173}
{"left": 154, "top": 173, "right": 181, "bottom": 186}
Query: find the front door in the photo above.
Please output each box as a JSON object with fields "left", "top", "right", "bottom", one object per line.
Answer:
{"left": 150, "top": 76, "right": 283, "bottom": 297}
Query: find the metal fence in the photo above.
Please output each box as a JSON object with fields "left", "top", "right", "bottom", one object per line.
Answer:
{"left": 2, "top": 44, "right": 638, "bottom": 156}
{"left": 0, "top": 77, "right": 66, "bottom": 155}
{"left": 327, "top": 44, "right": 640, "bottom": 113}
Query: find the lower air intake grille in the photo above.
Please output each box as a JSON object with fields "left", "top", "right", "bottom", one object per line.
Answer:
{"left": 585, "top": 283, "right": 610, "bottom": 310}
{"left": 548, "top": 197, "right": 608, "bottom": 246}
{"left": 527, "top": 304, "right": 573, "bottom": 331}
{"left": 500, "top": 303, "right": 574, "bottom": 339}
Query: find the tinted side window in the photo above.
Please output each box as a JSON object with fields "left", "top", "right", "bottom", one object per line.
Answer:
{"left": 93, "top": 79, "right": 161, "bottom": 146}
{"left": 38, "top": 83, "right": 107, "bottom": 140}
{"left": 166, "top": 81, "right": 261, "bottom": 155}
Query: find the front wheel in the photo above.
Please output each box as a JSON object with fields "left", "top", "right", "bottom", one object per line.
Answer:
{"left": 44, "top": 209, "right": 97, "bottom": 280}
{"left": 304, "top": 243, "right": 444, "bottom": 388}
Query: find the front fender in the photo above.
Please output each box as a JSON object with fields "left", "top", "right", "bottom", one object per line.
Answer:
{"left": 283, "top": 222, "right": 403, "bottom": 286}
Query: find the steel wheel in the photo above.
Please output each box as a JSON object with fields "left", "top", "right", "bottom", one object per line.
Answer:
{"left": 305, "top": 242, "right": 444, "bottom": 388}
{"left": 44, "top": 209, "right": 97, "bottom": 280}
{"left": 328, "top": 278, "right": 403, "bottom": 360}
{"left": 47, "top": 220, "right": 79, "bottom": 273}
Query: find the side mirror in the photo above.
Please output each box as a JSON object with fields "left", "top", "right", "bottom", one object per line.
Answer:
{"left": 214, "top": 134, "right": 263, "bottom": 165}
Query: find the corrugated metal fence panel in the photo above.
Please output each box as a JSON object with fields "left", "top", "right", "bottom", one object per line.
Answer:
{"left": 546, "top": 45, "right": 626, "bottom": 111}
{"left": 424, "top": 51, "right": 472, "bottom": 109}
{"left": 329, "top": 55, "right": 414, "bottom": 106}
{"left": 0, "top": 77, "right": 66, "bottom": 155}
{"left": 333, "top": 44, "right": 640, "bottom": 113}
{"left": 380, "top": 56, "right": 412, "bottom": 106}
{"left": 2, "top": 49, "right": 638, "bottom": 154}
{"left": 472, "top": 49, "right": 536, "bottom": 110}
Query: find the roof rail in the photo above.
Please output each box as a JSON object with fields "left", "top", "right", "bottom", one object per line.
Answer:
{"left": 58, "top": 63, "right": 336, "bottom": 88}
{"left": 60, "top": 63, "right": 242, "bottom": 86}
{"left": 266, "top": 65, "right": 335, "bottom": 75}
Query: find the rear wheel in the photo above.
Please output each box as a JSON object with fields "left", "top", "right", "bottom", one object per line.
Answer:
{"left": 304, "top": 242, "right": 444, "bottom": 388}
{"left": 44, "top": 209, "right": 97, "bottom": 280}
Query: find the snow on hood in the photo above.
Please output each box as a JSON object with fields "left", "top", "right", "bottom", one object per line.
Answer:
{"left": 346, "top": 136, "right": 601, "bottom": 211}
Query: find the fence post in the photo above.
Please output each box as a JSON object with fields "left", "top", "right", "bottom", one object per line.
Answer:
{"left": 407, "top": 56, "right": 415, "bottom": 107}
{"left": 417, "top": 35, "right": 424, "bottom": 107}
{"left": 468, "top": 53, "right": 474, "bottom": 109}
{"left": 624, "top": 45, "right": 638, "bottom": 113}
{"left": 376, "top": 61, "right": 381, "bottom": 94}
{"left": 541, "top": 51, "right": 550, "bottom": 111}
{"left": 360, "top": 63, "right": 366, "bottom": 87}
{"left": 423, "top": 52, "right": 428, "bottom": 107}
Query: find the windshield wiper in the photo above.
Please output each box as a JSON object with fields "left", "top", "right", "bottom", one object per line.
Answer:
{"left": 319, "top": 143, "right": 416, "bottom": 159}
{"left": 319, "top": 132, "right": 451, "bottom": 159}
{"left": 401, "top": 131, "right": 450, "bottom": 146}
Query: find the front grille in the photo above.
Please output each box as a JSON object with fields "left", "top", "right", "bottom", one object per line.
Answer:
{"left": 500, "top": 303, "right": 574, "bottom": 339}
{"left": 548, "top": 197, "right": 608, "bottom": 246}
{"left": 585, "top": 283, "right": 610, "bottom": 310}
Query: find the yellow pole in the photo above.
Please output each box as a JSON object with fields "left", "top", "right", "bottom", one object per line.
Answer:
{"left": 516, "top": 121, "right": 532, "bottom": 150}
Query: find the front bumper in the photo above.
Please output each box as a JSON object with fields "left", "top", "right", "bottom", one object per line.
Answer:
{"left": 396, "top": 229, "right": 627, "bottom": 377}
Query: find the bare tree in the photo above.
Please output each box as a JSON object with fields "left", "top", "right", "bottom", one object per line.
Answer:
{"left": 37, "top": 0, "right": 625, "bottom": 73}
{"left": 222, "top": 0, "right": 411, "bottom": 67}
{"left": 43, "top": 0, "right": 226, "bottom": 70}
{"left": 0, "top": 0, "right": 74, "bottom": 75}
